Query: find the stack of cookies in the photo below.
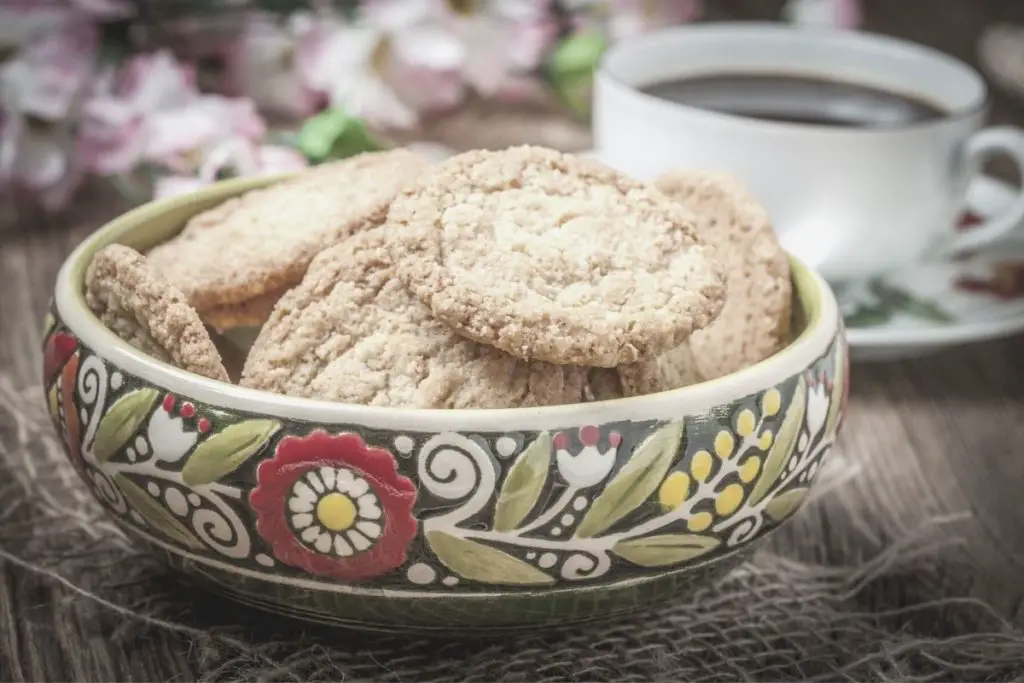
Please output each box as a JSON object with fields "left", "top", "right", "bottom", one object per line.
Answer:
{"left": 84, "top": 146, "right": 791, "bottom": 409}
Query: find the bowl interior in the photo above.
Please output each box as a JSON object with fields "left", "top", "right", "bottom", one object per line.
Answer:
{"left": 54, "top": 174, "right": 838, "bottom": 433}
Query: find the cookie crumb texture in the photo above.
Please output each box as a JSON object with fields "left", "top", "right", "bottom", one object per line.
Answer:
{"left": 147, "top": 149, "right": 428, "bottom": 315}
{"left": 84, "top": 244, "right": 230, "bottom": 382}
{"left": 240, "top": 229, "right": 593, "bottom": 408}
{"left": 387, "top": 146, "right": 727, "bottom": 367}
{"left": 655, "top": 170, "right": 792, "bottom": 380}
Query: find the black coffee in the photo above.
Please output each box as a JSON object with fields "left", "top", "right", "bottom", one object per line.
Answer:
{"left": 640, "top": 73, "right": 947, "bottom": 128}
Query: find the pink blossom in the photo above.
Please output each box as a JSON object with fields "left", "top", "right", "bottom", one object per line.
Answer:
{"left": 430, "top": 0, "right": 555, "bottom": 94}
{"left": 144, "top": 96, "right": 266, "bottom": 172}
{"left": 0, "top": 15, "right": 96, "bottom": 210}
{"left": 67, "top": 0, "right": 133, "bottom": 19}
{"left": 295, "top": 12, "right": 421, "bottom": 129}
{"left": 0, "top": 4, "right": 73, "bottom": 56}
{"left": 222, "top": 12, "right": 323, "bottom": 121}
{"left": 607, "top": 0, "right": 702, "bottom": 41}
{"left": 154, "top": 138, "right": 308, "bottom": 200}
{"left": 357, "top": 0, "right": 552, "bottom": 110}
{"left": 0, "top": 115, "right": 82, "bottom": 211}
{"left": 152, "top": 175, "right": 206, "bottom": 201}
{"left": 0, "top": 19, "right": 98, "bottom": 120}
{"left": 78, "top": 50, "right": 268, "bottom": 175}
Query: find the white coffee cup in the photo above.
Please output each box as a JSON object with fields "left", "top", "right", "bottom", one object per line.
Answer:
{"left": 593, "top": 22, "right": 1024, "bottom": 283}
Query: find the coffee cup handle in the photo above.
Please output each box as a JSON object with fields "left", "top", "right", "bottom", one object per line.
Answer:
{"left": 943, "top": 126, "right": 1024, "bottom": 255}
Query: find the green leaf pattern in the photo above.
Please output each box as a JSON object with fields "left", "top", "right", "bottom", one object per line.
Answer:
{"left": 764, "top": 487, "right": 810, "bottom": 522}
{"left": 426, "top": 530, "right": 555, "bottom": 586}
{"left": 612, "top": 534, "right": 720, "bottom": 567}
{"left": 748, "top": 378, "right": 807, "bottom": 507}
{"left": 114, "top": 474, "right": 203, "bottom": 549}
{"left": 492, "top": 433, "right": 550, "bottom": 532}
{"left": 92, "top": 388, "right": 160, "bottom": 463}
{"left": 181, "top": 419, "right": 281, "bottom": 486}
{"left": 575, "top": 422, "right": 684, "bottom": 539}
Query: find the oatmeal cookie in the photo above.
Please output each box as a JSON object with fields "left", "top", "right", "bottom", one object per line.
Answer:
{"left": 587, "top": 343, "right": 705, "bottom": 400}
{"left": 655, "top": 170, "right": 792, "bottom": 379}
{"left": 240, "top": 228, "right": 593, "bottom": 408}
{"left": 386, "top": 146, "right": 727, "bottom": 367}
{"left": 85, "top": 244, "right": 230, "bottom": 382}
{"left": 147, "top": 149, "right": 428, "bottom": 322}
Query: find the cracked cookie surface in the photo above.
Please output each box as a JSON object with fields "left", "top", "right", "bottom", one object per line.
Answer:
{"left": 85, "top": 244, "right": 230, "bottom": 382}
{"left": 147, "top": 149, "right": 428, "bottom": 318}
{"left": 240, "top": 228, "right": 595, "bottom": 408}
{"left": 385, "top": 146, "right": 727, "bottom": 367}
{"left": 655, "top": 170, "right": 792, "bottom": 380}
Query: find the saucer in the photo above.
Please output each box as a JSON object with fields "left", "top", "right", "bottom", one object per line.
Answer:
{"left": 840, "top": 175, "right": 1024, "bottom": 362}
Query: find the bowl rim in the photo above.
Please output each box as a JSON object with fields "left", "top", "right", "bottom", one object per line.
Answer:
{"left": 54, "top": 174, "right": 841, "bottom": 433}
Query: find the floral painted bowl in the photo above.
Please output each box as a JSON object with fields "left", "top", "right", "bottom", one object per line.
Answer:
{"left": 44, "top": 175, "right": 848, "bottom": 633}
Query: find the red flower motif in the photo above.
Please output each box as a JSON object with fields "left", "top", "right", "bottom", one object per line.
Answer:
{"left": 60, "top": 352, "right": 84, "bottom": 472}
{"left": 250, "top": 430, "right": 417, "bottom": 582}
{"left": 955, "top": 262, "right": 1024, "bottom": 301}
{"left": 43, "top": 331, "right": 78, "bottom": 386}
{"left": 957, "top": 210, "right": 984, "bottom": 232}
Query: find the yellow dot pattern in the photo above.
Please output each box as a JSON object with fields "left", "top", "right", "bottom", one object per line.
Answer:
{"left": 761, "top": 388, "right": 782, "bottom": 416}
{"left": 736, "top": 409, "right": 756, "bottom": 437}
{"left": 714, "top": 431, "right": 735, "bottom": 460}
{"left": 715, "top": 483, "right": 745, "bottom": 517}
{"left": 687, "top": 511, "right": 713, "bottom": 532}
{"left": 739, "top": 456, "right": 761, "bottom": 483}
{"left": 658, "top": 471, "right": 691, "bottom": 511}
{"left": 690, "top": 450, "right": 713, "bottom": 482}
{"left": 758, "top": 430, "right": 774, "bottom": 451}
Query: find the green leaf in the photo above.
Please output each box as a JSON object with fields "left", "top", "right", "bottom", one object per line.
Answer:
{"left": 43, "top": 311, "right": 55, "bottom": 339}
{"left": 575, "top": 422, "right": 684, "bottom": 539}
{"left": 612, "top": 534, "right": 720, "bottom": 567}
{"left": 114, "top": 474, "right": 203, "bottom": 549}
{"left": 748, "top": 379, "right": 806, "bottom": 507}
{"left": 46, "top": 384, "right": 59, "bottom": 426}
{"left": 296, "top": 107, "right": 385, "bottom": 163}
{"left": 181, "top": 419, "right": 281, "bottom": 486}
{"left": 92, "top": 388, "right": 160, "bottom": 463}
{"left": 764, "top": 487, "right": 810, "bottom": 522}
{"left": 546, "top": 32, "right": 607, "bottom": 119}
{"left": 844, "top": 306, "right": 890, "bottom": 328}
{"left": 492, "top": 433, "right": 551, "bottom": 532}
{"left": 823, "top": 343, "right": 846, "bottom": 439}
{"left": 425, "top": 530, "right": 555, "bottom": 586}
{"left": 548, "top": 32, "right": 607, "bottom": 79}
{"left": 903, "top": 297, "right": 955, "bottom": 324}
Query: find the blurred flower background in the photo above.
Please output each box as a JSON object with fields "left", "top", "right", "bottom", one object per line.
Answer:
{"left": 0, "top": 0, "right": 863, "bottom": 212}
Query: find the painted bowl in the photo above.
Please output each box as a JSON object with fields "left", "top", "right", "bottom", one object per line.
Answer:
{"left": 44, "top": 175, "right": 848, "bottom": 633}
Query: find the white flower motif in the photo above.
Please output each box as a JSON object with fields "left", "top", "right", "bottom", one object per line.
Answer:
{"left": 288, "top": 466, "right": 385, "bottom": 558}
{"left": 146, "top": 407, "right": 198, "bottom": 463}
{"left": 805, "top": 375, "right": 830, "bottom": 443}
{"left": 554, "top": 426, "right": 620, "bottom": 489}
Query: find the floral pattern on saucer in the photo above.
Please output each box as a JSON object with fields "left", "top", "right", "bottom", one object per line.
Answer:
{"left": 840, "top": 177, "right": 1024, "bottom": 361}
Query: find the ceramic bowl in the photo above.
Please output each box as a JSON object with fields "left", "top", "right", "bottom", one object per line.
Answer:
{"left": 44, "top": 175, "right": 848, "bottom": 633}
